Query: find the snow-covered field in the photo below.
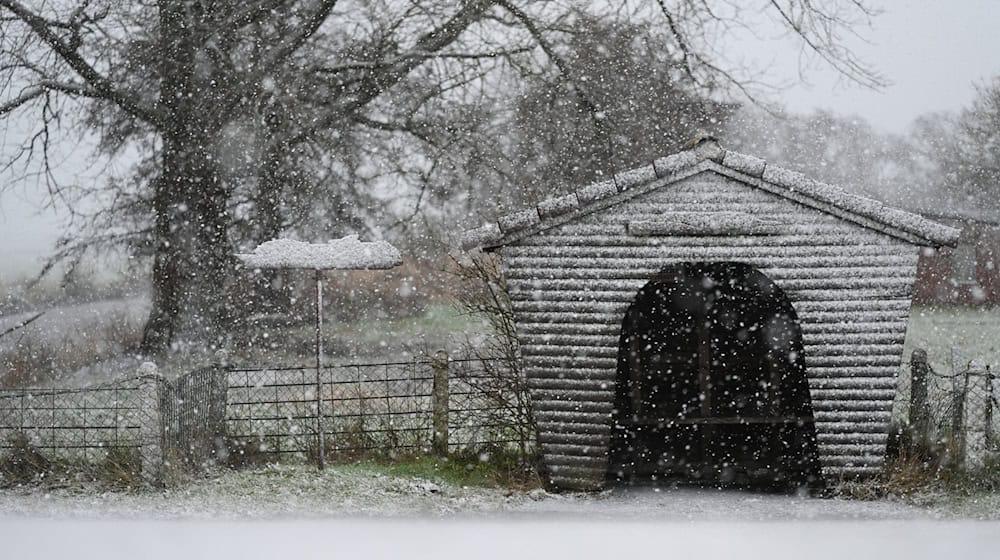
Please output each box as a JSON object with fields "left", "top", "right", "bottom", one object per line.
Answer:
{"left": 0, "top": 297, "right": 149, "bottom": 349}
{"left": 903, "top": 305, "right": 1000, "bottom": 372}
{"left": 0, "top": 296, "right": 479, "bottom": 386}
{"left": 0, "top": 297, "right": 150, "bottom": 387}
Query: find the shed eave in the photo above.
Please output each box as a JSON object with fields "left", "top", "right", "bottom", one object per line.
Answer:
{"left": 701, "top": 161, "right": 962, "bottom": 248}
{"left": 478, "top": 161, "right": 715, "bottom": 250}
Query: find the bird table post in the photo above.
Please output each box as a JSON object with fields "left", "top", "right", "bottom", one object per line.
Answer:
{"left": 237, "top": 235, "right": 403, "bottom": 472}
{"left": 315, "top": 268, "right": 325, "bottom": 470}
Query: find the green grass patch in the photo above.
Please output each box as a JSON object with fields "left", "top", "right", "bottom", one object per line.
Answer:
{"left": 339, "top": 449, "right": 541, "bottom": 490}
{"left": 328, "top": 303, "right": 486, "bottom": 342}
{"left": 343, "top": 456, "right": 498, "bottom": 488}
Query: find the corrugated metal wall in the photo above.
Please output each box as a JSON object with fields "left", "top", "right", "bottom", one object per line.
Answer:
{"left": 502, "top": 171, "right": 919, "bottom": 490}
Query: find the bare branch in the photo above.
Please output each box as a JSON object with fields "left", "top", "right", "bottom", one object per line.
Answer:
{"left": 258, "top": 0, "right": 340, "bottom": 73}
{"left": 0, "top": 86, "right": 44, "bottom": 115}
{"left": 767, "top": 0, "right": 887, "bottom": 90}
{"left": 0, "top": 0, "right": 162, "bottom": 126}
{"left": 290, "top": 0, "right": 500, "bottom": 144}
{"left": 0, "top": 311, "right": 44, "bottom": 340}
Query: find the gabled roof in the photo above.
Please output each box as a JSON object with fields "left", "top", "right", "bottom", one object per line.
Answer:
{"left": 462, "top": 140, "right": 961, "bottom": 250}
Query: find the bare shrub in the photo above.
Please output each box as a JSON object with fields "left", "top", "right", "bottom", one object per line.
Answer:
{"left": 321, "top": 257, "right": 449, "bottom": 322}
{"left": 224, "top": 437, "right": 275, "bottom": 469}
{"left": 0, "top": 432, "right": 143, "bottom": 489}
{"left": 882, "top": 450, "right": 944, "bottom": 497}
{"left": 95, "top": 447, "right": 143, "bottom": 489}
{"left": 0, "top": 432, "right": 52, "bottom": 487}
{"left": 449, "top": 251, "right": 537, "bottom": 471}
{"left": 839, "top": 436, "right": 1000, "bottom": 500}
{"left": 0, "top": 338, "right": 57, "bottom": 389}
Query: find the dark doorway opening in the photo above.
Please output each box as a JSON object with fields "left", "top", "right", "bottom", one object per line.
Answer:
{"left": 608, "top": 262, "right": 822, "bottom": 489}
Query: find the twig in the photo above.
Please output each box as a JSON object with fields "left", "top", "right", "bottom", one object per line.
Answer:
{"left": 0, "top": 311, "right": 45, "bottom": 339}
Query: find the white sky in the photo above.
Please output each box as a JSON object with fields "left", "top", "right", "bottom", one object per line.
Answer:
{"left": 770, "top": 0, "right": 1000, "bottom": 132}
{"left": 2, "top": 1, "right": 999, "bottom": 279}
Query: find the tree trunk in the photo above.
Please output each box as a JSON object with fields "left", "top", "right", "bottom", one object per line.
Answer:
{"left": 246, "top": 134, "right": 291, "bottom": 316}
{"left": 141, "top": 133, "right": 231, "bottom": 355}
{"left": 140, "top": 0, "right": 231, "bottom": 355}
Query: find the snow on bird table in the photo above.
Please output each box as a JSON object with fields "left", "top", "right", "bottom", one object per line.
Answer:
{"left": 237, "top": 235, "right": 403, "bottom": 270}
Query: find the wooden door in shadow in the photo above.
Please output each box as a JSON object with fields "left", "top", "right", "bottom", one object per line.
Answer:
{"left": 608, "top": 262, "right": 822, "bottom": 489}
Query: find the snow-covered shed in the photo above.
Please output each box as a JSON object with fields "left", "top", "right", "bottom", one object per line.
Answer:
{"left": 462, "top": 140, "right": 961, "bottom": 491}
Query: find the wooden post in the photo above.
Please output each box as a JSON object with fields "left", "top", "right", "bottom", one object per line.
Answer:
{"left": 963, "top": 360, "right": 989, "bottom": 470}
{"left": 950, "top": 347, "right": 965, "bottom": 458}
{"left": 431, "top": 350, "right": 449, "bottom": 456}
{"left": 909, "top": 348, "right": 930, "bottom": 448}
{"left": 991, "top": 366, "right": 998, "bottom": 443}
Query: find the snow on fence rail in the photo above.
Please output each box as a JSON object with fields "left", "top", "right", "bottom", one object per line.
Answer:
{"left": 0, "top": 355, "right": 524, "bottom": 486}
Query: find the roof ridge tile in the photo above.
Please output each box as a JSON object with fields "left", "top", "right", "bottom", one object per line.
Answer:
{"left": 653, "top": 151, "right": 699, "bottom": 178}
{"left": 464, "top": 143, "right": 961, "bottom": 249}
{"left": 537, "top": 192, "right": 580, "bottom": 219}
{"left": 574, "top": 179, "right": 618, "bottom": 206}
{"left": 613, "top": 164, "right": 657, "bottom": 192}
{"left": 497, "top": 207, "right": 540, "bottom": 234}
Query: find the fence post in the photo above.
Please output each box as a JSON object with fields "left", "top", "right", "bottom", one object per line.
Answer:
{"left": 991, "top": 366, "right": 999, "bottom": 443}
{"left": 432, "top": 350, "right": 449, "bottom": 456}
{"left": 137, "top": 362, "right": 164, "bottom": 487}
{"left": 909, "top": 348, "right": 930, "bottom": 449}
{"left": 211, "top": 349, "right": 230, "bottom": 465}
{"left": 963, "top": 360, "right": 989, "bottom": 470}
{"left": 949, "top": 347, "right": 966, "bottom": 465}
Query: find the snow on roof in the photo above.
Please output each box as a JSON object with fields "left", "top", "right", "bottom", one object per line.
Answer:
{"left": 462, "top": 140, "right": 961, "bottom": 250}
{"left": 238, "top": 235, "right": 403, "bottom": 270}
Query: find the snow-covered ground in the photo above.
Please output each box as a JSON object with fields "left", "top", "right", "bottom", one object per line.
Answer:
{"left": 0, "top": 463, "right": 972, "bottom": 521}
{"left": 1, "top": 466, "right": 999, "bottom": 560}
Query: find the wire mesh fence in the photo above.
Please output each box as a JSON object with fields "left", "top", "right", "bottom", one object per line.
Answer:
{"left": 6, "top": 344, "right": 996, "bottom": 486}
{"left": 893, "top": 347, "right": 997, "bottom": 467}
{"left": 167, "top": 365, "right": 229, "bottom": 469}
{"left": 223, "top": 355, "right": 527, "bottom": 462}
{"left": 0, "top": 375, "right": 166, "bottom": 483}
{"left": 0, "top": 354, "right": 526, "bottom": 485}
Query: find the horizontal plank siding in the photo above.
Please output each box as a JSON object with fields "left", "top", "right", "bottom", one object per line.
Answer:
{"left": 818, "top": 433, "right": 889, "bottom": 445}
{"left": 500, "top": 171, "right": 923, "bottom": 490}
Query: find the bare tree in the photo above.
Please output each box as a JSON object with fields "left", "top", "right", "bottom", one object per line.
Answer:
{"left": 505, "top": 15, "right": 737, "bottom": 206}
{"left": 2, "top": 0, "right": 509, "bottom": 353}
{"left": 724, "top": 107, "right": 935, "bottom": 204}
{"left": 1, "top": 0, "right": 886, "bottom": 356}
{"left": 450, "top": 251, "right": 535, "bottom": 466}
{"left": 910, "top": 76, "right": 1000, "bottom": 212}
